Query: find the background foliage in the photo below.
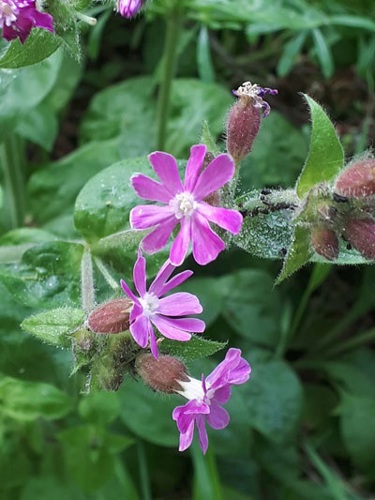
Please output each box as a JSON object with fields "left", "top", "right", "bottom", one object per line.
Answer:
{"left": 0, "top": 0, "right": 375, "bottom": 498}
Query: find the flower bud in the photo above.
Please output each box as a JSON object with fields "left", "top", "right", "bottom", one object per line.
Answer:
{"left": 117, "top": 0, "right": 144, "bottom": 18}
{"left": 87, "top": 298, "right": 132, "bottom": 334}
{"left": 335, "top": 159, "right": 375, "bottom": 198}
{"left": 343, "top": 217, "right": 375, "bottom": 260}
{"left": 135, "top": 353, "right": 189, "bottom": 394}
{"left": 226, "top": 81, "right": 277, "bottom": 164}
{"left": 310, "top": 226, "right": 339, "bottom": 261}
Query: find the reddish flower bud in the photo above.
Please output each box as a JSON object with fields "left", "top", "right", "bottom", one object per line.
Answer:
{"left": 87, "top": 298, "right": 132, "bottom": 334}
{"left": 335, "top": 159, "right": 375, "bottom": 198}
{"left": 135, "top": 353, "right": 189, "bottom": 394}
{"left": 343, "top": 217, "right": 375, "bottom": 260}
{"left": 226, "top": 81, "right": 277, "bottom": 164}
{"left": 311, "top": 226, "right": 339, "bottom": 261}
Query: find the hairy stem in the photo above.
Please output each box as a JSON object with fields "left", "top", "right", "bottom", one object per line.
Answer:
{"left": 81, "top": 246, "right": 95, "bottom": 313}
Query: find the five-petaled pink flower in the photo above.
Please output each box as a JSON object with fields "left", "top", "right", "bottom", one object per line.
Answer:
{"left": 130, "top": 144, "right": 243, "bottom": 266}
{"left": 120, "top": 252, "right": 205, "bottom": 358}
{"left": 0, "top": 0, "right": 54, "bottom": 44}
{"left": 172, "top": 348, "right": 251, "bottom": 454}
{"left": 117, "top": 0, "right": 143, "bottom": 18}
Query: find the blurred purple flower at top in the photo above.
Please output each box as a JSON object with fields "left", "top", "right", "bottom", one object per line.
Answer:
{"left": 0, "top": 0, "right": 54, "bottom": 44}
{"left": 130, "top": 144, "right": 243, "bottom": 266}
{"left": 172, "top": 348, "right": 251, "bottom": 453}
{"left": 120, "top": 252, "right": 205, "bottom": 358}
{"left": 117, "top": 0, "right": 143, "bottom": 18}
{"left": 232, "top": 81, "right": 278, "bottom": 118}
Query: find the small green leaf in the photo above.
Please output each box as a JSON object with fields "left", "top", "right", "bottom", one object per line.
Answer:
{"left": 0, "top": 376, "right": 72, "bottom": 421}
{"left": 296, "top": 95, "right": 344, "bottom": 198}
{"left": 0, "top": 30, "right": 61, "bottom": 69}
{"left": 160, "top": 336, "right": 226, "bottom": 361}
{"left": 277, "top": 32, "right": 307, "bottom": 77}
{"left": 311, "top": 28, "right": 334, "bottom": 79}
{"left": 21, "top": 307, "right": 85, "bottom": 347}
{"left": 197, "top": 25, "right": 215, "bottom": 83}
{"left": 276, "top": 225, "right": 312, "bottom": 284}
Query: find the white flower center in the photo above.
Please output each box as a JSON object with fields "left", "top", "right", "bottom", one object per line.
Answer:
{"left": 169, "top": 192, "right": 197, "bottom": 219}
{"left": 176, "top": 376, "right": 215, "bottom": 405}
{"left": 0, "top": 0, "right": 18, "bottom": 28}
{"left": 139, "top": 292, "right": 160, "bottom": 318}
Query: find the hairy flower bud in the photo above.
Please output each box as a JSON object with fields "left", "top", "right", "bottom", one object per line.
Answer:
{"left": 87, "top": 298, "right": 132, "bottom": 334}
{"left": 135, "top": 353, "right": 189, "bottom": 394}
{"left": 226, "top": 81, "right": 278, "bottom": 164}
{"left": 311, "top": 226, "right": 339, "bottom": 261}
{"left": 343, "top": 217, "right": 375, "bottom": 260}
{"left": 117, "top": 0, "right": 144, "bottom": 18}
{"left": 335, "top": 159, "right": 375, "bottom": 198}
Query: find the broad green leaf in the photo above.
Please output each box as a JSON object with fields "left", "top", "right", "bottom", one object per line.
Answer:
{"left": 0, "top": 376, "right": 72, "bottom": 421}
{"left": 79, "top": 392, "right": 121, "bottom": 426}
{"left": 0, "top": 228, "right": 56, "bottom": 263}
{"left": 28, "top": 139, "right": 122, "bottom": 224}
{"left": 177, "top": 277, "right": 224, "bottom": 326}
{"left": 20, "top": 477, "right": 86, "bottom": 500}
{"left": 59, "top": 426, "right": 133, "bottom": 491}
{"left": 119, "top": 378, "right": 179, "bottom": 447}
{"left": 21, "top": 307, "right": 85, "bottom": 347}
{"left": 296, "top": 95, "right": 344, "bottom": 198}
{"left": 338, "top": 393, "right": 375, "bottom": 476}
{"left": 0, "top": 241, "right": 84, "bottom": 308}
{"left": 16, "top": 102, "right": 58, "bottom": 151}
{"left": 242, "top": 358, "right": 303, "bottom": 443}
{"left": 276, "top": 225, "right": 312, "bottom": 284}
{"left": 0, "top": 30, "right": 61, "bottom": 69}
{"left": 311, "top": 28, "right": 334, "bottom": 79}
{"left": 219, "top": 270, "right": 281, "bottom": 347}
{"left": 160, "top": 336, "right": 226, "bottom": 361}
{"left": 74, "top": 158, "right": 151, "bottom": 243}
{"left": 80, "top": 76, "right": 232, "bottom": 157}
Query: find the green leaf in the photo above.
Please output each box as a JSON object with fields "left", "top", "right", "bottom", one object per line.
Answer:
{"left": 177, "top": 277, "right": 224, "bottom": 326}
{"left": 277, "top": 32, "right": 307, "bottom": 77}
{"left": 0, "top": 241, "right": 84, "bottom": 308}
{"left": 28, "top": 140, "right": 122, "bottom": 224}
{"left": 59, "top": 425, "right": 133, "bottom": 491}
{"left": 219, "top": 270, "right": 281, "bottom": 347}
{"left": 197, "top": 25, "right": 215, "bottom": 83}
{"left": 0, "top": 30, "right": 61, "bottom": 69}
{"left": 21, "top": 307, "right": 85, "bottom": 347}
{"left": 119, "top": 378, "right": 179, "bottom": 447}
{"left": 242, "top": 358, "right": 303, "bottom": 443}
{"left": 79, "top": 392, "right": 121, "bottom": 426}
{"left": 0, "top": 376, "right": 72, "bottom": 421}
{"left": 296, "top": 95, "right": 344, "bottom": 198}
{"left": 338, "top": 393, "right": 375, "bottom": 476}
{"left": 330, "top": 14, "right": 375, "bottom": 31}
{"left": 311, "top": 28, "right": 334, "bottom": 79}
{"left": 74, "top": 158, "right": 151, "bottom": 243}
{"left": 276, "top": 226, "right": 312, "bottom": 284}
{"left": 160, "top": 336, "right": 226, "bottom": 361}
{"left": 16, "top": 102, "right": 58, "bottom": 151}
{"left": 191, "top": 443, "right": 224, "bottom": 500}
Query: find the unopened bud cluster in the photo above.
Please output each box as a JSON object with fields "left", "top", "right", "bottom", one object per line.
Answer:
{"left": 308, "top": 158, "right": 375, "bottom": 261}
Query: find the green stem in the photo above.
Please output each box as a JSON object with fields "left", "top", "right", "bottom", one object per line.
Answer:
{"left": 94, "top": 257, "right": 120, "bottom": 290}
{"left": 323, "top": 327, "right": 375, "bottom": 358}
{"left": 81, "top": 246, "right": 95, "bottom": 313}
{"left": 137, "top": 440, "right": 151, "bottom": 500}
{"left": 0, "top": 134, "right": 26, "bottom": 229}
{"left": 156, "top": 1, "right": 182, "bottom": 150}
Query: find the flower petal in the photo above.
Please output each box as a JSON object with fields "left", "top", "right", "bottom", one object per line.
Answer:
{"left": 148, "top": 151, "right": 184, "bottom": 195}
{"left": 206, "top": 348, "right": 251, "bottom": 389}
{"left": 131, "top": 173, "right": 172, "bottom": 203}
{"left": 130, "top": 205, "right": 174, "bottom": 230}
{"left": 197, "top": 202, "right": 243, "bottom": 235}
{"left": 149, "top": 259, "right": 176, "bottom": 296}
{"left": 158, "top": 292, "right": 203, "bottom": 316}
{"left": 133, "top": 251, "right": 146, "bottom": 297}
{"left": 156, "top": 316, "right": 205, "bottom": 333}
{"left": 206, "top": 402, "right": 230, "bottom": 430}
{"left": 120, "top": 279, "right": 139, "bottom": 304}
{"left": 184, "top": 144, "right": 207, "bottom": 192}
{"left": 151, "top": 315, "right": 192, "bottom": 341}
{"left": 193, "top": 153, "right": 235, "bottom": 199}
{"left": 196, "top": 415, "right": 209, "bottom": 454}
{"left": 129, "top": 314, "right": 150, "bottom": 348}
{"left": 170, "top": 217, "right": 191, "bottom": 266}
{"left": 156, "top": 269, "right": 193, "bottom": 297}
{"left": 191, "top": 213, "right": 225, "bottom": 265}
{"left": 212, "top": 385, "right": 231, "bottom": 405}
{"left": 149, "top": 322, "right": 159, "bottom": 358}
{"left": 141, "top": 218, "right": 178, "bottom": 254}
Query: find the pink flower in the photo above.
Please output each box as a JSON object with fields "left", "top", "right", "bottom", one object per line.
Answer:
{"left": 130, "top": 145, "right": 243, "bottom": 266}
{"left": 117, "top": 0, "right": 143, "bottom": 18}
{"left": 0, "top": 0, "right": 54, "bottom": 44}
{"left": 172, "top": 348, "right": 251, "bottom": 454}
{"left": 120, "top": 252, "right": 205, "bottom": 358}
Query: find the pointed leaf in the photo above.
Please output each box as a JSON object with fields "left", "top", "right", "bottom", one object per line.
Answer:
{"left": 296, "top": 95, "right": 344, "bottom": 198}
{"left": 276, "top": 225, "right": 312, "bottom": 284}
